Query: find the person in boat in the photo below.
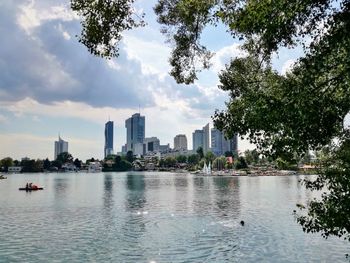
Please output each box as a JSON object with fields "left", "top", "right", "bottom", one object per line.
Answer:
{"left": 31, "top": 184, "right": 38, "bottom": 190}
{"left": 26, "top": 183, "right": 29, "bottom": 190}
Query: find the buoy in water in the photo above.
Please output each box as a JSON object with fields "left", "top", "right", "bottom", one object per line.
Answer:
{"left": 240, "top": 220, "right": 245, "bottom": 226}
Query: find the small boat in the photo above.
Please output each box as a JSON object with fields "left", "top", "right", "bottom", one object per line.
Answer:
{"left": 19, "top": 187, "right": 44, "bottom": 191}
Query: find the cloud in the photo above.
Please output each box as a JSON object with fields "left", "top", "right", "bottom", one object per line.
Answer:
{"left": 211, "top": 43, "right": 247, "bottom": 73}
{"left": 0, "top": 114, "right": 7, "bottom": 123}
{"left": 281, "top": 59, "right": 296, "bottom": 75}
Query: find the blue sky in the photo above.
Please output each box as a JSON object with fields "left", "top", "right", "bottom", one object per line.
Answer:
{"left": 0, "top": 0, "right": 300, "bottom": 160}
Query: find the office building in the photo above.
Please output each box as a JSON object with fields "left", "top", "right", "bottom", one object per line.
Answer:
{"left": 174, "top": 134, "right": 188, "bottom": 150}
{"left": 192, "top": 123, "right": 210, "bottom": 153}
{"left": 125, "top": 113, "right": 145, "bottom": 152}
{"left": 192, "top": 129, "right": 203, "bottom": 152}
{"left": 104, "top": 121, "right": 114, "bottom": 158}
{"left": 143, "top": 137, "right": 160, "bottom": 154}
{"left": 211, "top": 127, "right": 238, "bottom": 156}
{"left": 54, "top": 135, "right": 68, "bottom": 160}
{"left": 202, "top": 123, "right": 210, "bottom": 153}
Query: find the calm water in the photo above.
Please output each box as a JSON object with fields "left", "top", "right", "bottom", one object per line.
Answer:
{"left": 0, "top": 172, "right": 348, "bottom": 262}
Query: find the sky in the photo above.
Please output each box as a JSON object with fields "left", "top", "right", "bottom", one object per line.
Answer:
{"left": 0, "top": 0, "right": 302, "bottom": 161}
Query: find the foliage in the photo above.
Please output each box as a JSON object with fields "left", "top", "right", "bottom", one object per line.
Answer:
{"left": 234, "top": 156, "right": 248, "bottom": 170}
{"left": 56, "top": 152, "right": 73, "bottom": 163}
{"left": 204, "top": 151, "right": 215, "bottom": 164}
{"left": 296, "top": 136, "right": 350, "bottom": 241}
{"left": 126, "top": 151, "right": 134, "bottom": 163}
{"left": 159, "top": 156, "right": 177, "bottom": 168}
{"left": 224, "top": 151, "right": 233, "bottom": 157}
{"left": 187, "top": 154, "right": 200, "bottom": 165}
{"left": 196, "top": 146, "right": 204, "bottom": 159}
{"left": 244, "top": 149, "right": 260, "bottom": 165}
{"left": 176, "top": 155, "right": 187, "bottom": 163}
{"left": 71, "top": 0, "right": 145, "bottom": 58}
{"left": 0, "top": 157, "right": 13, "bottom": 171}
{"left": 213, "top": 156, "right": 226, "bottom": 170}
{"left": 74, "top": 158, "right": 82, "bottom": 169}
{"left": 43, "top": 158, "right": 51, "bottom": 170}
{"left": 21, "top": 159, "right": 43, "bottom": 173}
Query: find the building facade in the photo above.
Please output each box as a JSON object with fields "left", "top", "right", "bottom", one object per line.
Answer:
{"left": 104, "top": 121, "right": 114, "bottom": 158}
{"left": 125, "top": 113, "right": 145, "bottom": 152}
{"left": 192, "top": 129, "right": 204, "bottom": 152}
{"left": 174, "top": 134, "right": 188, "bottom": 150}
{"left": 202, "top": 123, "right": 210, "bottom": 153}
{"left": 54, "top": 135, "right": 68, "bottom": 160}
{"left": 192, "top": 123, "right": 210, "bottom": 153}
{"left": 211, "top": 127, "right": 238, "bottom": 156}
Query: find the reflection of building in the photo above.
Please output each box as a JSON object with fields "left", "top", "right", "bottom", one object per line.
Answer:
{"left": 211, "top": 127, "right": 238, "bottom": 156}
{"left": 192, "top": 123, "right": 210, "bottom": 153}
{"left": 104, "top": 121, "right": 114, "bottom": 158}
{"left": 54, "top": 135, "right": 68, "bottom": 160}
{"left": 125, "top": 113, "right": 145, "bottom": 152}
{"left": 174, "top": 134, "right": 187, "bottom": 150}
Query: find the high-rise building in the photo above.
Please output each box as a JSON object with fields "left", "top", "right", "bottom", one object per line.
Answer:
{"left": 174, "top": 134, "right": 188, "bottom": 150}
{"left": 143, "top": 137, "right": 160, "bottom": 153}
{"left": 125, "top": 113, "right": 145, "bottom": 152}
{"left": 104, "top": 121, "right": 114, "bottom": 158}
{"left": 54, "top": 135, "right": 68, "bottom": 160}
{"left": 202, "top": 123, "right": 210, "bottom": 153}
{"left": 192, "top": 129, "right": 204, "bottom": 152}
{"left": 192, "top": 123, "right": 210, "bottom": 153}
{"left": 211, "top": 127, "right": 238, "bottom": 156}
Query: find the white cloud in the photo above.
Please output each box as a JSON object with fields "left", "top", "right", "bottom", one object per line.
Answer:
{"left": 281, "top": 59, "right": 296, "bottom": 75}
{"left": 211, "top": 43, "right": 247, "bottom": 73}
{"left": 17, "top": 1, "right": 77, "bottom": 35}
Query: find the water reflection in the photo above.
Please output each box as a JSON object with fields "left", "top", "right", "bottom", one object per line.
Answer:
{"left": 125, "top": 173, "right": 147, "bottom": 210}
{"left": 213, "top": 177, "right": 241, "bottom": 219}
{"left": 103, "top": 174, "right": 113, "bottom": 210}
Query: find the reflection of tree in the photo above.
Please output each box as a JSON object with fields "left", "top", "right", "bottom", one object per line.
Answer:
{"left": 125, "top": 173, "right": 146, "bottom": 210}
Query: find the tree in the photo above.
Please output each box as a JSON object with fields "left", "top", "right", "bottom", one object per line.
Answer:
{"left": 56, "top": 152, "right": 73, "bottom": 163}
{"left": 204, "top": 151, "right": 215, "bottom": 164}
{"left": 74, "top": 158, "right": 82, "bottom": 169}
{"left": 126, "top": 151, "right": 134, "bottom": 163}
{"left": 176, "top": 155, "right": 187, "bottom": 163}
{"left": 245, "top": 150, "right": 260, "bottom": 165}
{"left": 235, "top": 156, "right": 248, "bottom": 170}
{"left": 187, "top": 154, "right": 199, "bottom": 165}
{"left": 0, "top": 157, "right": 13, "bottom": 171}
{"left": 43, "top": 158, "right": 51, "bottom": 170}
{"left": 213, "top": 156, "right": 226, "bottom": 170}
{"left": 196, "top": 147, "right": 204, "bottom": 159}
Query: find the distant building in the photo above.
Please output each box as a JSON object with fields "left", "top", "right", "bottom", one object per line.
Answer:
{"left": 192, "top": 123, "right": 210, "bottom": 153}
{"left": 192, "top": 130, "right": 204, "bottom": 152}
{"left": 202, "top": 123, "right": 210, "bottom": 153}
{"left": 125, "top": 113, "right": 145, "bottom": 152}
{"left": 211, "top": 127, "right": 238, "bottom": 156}
{"left": 174, "top": 134, "right": 187, "bottom": 150}
{"left": 104, "top": 121, "right": 114, "bottom": 158}
{"left": 143, "top": 137, "right": 160, "bottom": 154}
{"left": 54, "top": 135, "right": 68, "bottom": 160}
{"left": 121, "top": 144, "right": 127, "bottom": 154}
{"left": 159, "top": 144, "right": 171, "bottom": 153}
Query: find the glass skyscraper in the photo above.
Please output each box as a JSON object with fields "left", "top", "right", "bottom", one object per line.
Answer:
{"left": 54, "top": 135, "right": 68, "bottom": 160}
{"left": 104, "top": 121, "right": 114, "bottom": 158}
{"left": 125, "top": 113, "right": 145, "bottom": 152}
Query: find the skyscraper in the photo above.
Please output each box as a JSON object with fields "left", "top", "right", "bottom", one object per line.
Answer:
{"left": 211, "top": 127, "right": 238, "bottom": 156}
{"left": 193, "top": 124, "right": 210, "bottom": 153}
{"left": 125, "top": 113, "right": 145, "bottom": 152}
{"left": 202, "top": 123, "right": 210, "bottom": 153}
{"left": 54, "top": 135, "right": 68, "bottom": 160}
{"left": 192, "top": 129, "right": 204, "bottom": 152}
{"left": 174, "top": 134, "right": 188, "bottom": 150}
{"left": 104, "top": 120, "right": 114, "bottom": 158}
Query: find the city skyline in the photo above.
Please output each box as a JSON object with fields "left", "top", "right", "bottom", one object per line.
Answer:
{"left": 0, "top": 0, "right": 298, "bottom": 160}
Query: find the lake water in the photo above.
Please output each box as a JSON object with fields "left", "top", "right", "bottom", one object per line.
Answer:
{"left": 0, "top": 172, "right": 348, "bottom": 262}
